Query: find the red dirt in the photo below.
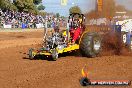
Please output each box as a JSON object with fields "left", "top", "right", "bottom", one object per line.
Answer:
{"left": 0, "top": 29, "right": 132, "bottom": 88}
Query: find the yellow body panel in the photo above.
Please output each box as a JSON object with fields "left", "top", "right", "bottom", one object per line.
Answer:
{"left": 32, "top": 52, "right": 36, "bottom": 56}
{"left": 33, "top": 44, "right": 79, "bottom": 56}
{"left": 57, "top": 44, "right": 79, "bottom": 54}
{"left": 39, "top": 52, "right": 51, "bottom": 55}
{"left": 62, "top": 31, "right": 70, "bottom": 38}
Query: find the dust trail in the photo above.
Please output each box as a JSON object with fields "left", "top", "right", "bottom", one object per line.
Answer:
{"left": 100, "top": 30, "right": 132, "bottom": 56}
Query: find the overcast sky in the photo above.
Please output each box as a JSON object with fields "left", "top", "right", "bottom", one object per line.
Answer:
{"left": 42, "top": 0, "right": 132, "bottom": 16}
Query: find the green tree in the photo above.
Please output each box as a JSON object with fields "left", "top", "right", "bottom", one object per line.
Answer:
{"left": 0, "top": 0, "right": 11, "bottom": 10}
{"left": 61, "top": 16, "right": 65, "bottom": 19}
{"left": 56, "top": 13, "right": 60, "bottom": 18}
{"left": 0, "top": 0, "right": 17, "bottom": 11}
{"left": 10, "top": 4, "right": 18, "bottom": 11}
{"left": 69, "top": 6, "right": 81, "bottom": 14}
{"left": 39, "top": 11, "right": 47, "bottom": 16}
{"left": 33, "top": 0, "right": 42, "bottom": 5}
{"left": 14, "top": 0, "right": 38, "bottom": 14}
{"left": 37, "top": 4, "right": 45, "bottom": 10}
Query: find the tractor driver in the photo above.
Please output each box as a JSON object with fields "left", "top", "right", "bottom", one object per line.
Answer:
{"left": 70, "top": 18, "right": 81, "bottom": 44}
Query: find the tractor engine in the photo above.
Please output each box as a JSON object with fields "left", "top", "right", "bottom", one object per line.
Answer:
{"left": 46, "top": 32, "right": 67, "bottom": 50}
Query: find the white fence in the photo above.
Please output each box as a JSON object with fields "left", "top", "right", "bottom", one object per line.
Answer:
{"left": 2, "top": 23, "right": 44, "bottom": 29}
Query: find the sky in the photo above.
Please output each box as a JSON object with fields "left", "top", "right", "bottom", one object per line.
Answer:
{"left": 42, "top": 0, "right": 132, "bottom": 16}
{"left": 115, "top": 0, "right": 132, "bottom": 10}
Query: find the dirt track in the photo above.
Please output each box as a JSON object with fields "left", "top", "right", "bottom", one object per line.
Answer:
{"left": 0, "top": 29, "right": 132, "bottom": 88}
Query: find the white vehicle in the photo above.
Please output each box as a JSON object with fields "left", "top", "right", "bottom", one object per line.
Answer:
{"left": 116, "top": 19, "right": 132, "bottom": 49}
{"left": 116, "top": 19, "right": 132, "bottom": 33}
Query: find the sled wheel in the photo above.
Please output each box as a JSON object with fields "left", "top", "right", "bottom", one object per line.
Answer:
{"left": 29, "top": 48, "right": 34, "bottom": 60}
{"left": 51, "top": 49, "right": 58, "bottom": 61}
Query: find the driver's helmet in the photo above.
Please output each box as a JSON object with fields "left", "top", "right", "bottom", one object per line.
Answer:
{"left": 73, "top": 19, "right": 79, "bottom": 28}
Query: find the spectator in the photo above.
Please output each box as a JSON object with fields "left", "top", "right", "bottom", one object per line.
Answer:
{"left": 0, "top": 9, "right": 66, "bottom": 29}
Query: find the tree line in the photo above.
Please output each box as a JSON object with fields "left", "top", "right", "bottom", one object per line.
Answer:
{"left": 0, "top": 0, "right": 46, "bottom": 15}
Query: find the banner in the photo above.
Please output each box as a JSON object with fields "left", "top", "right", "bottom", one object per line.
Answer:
{"left": 97, "top": 0, "right": 103, "bottom": 12}
{"left": 36, "top": 23, "right": 44, "bottom": 28}
{"left": 61, "top": 0, "right": 68, "bottom": 6}
{"left": 3, "top": 24, "right": 12, "bottom": 28}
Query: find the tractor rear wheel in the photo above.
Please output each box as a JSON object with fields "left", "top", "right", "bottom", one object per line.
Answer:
{"left": 80, "top": 32, "right": 101, "bottom": 58}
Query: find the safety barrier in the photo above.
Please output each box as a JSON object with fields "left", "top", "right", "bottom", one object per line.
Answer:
{"left": 36, "top": 23, "right": 44, "bottom": 28}
{"left": 3, "top": 24, "right": 12, "bottom": 28}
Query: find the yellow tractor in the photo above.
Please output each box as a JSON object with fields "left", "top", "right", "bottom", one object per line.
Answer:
{"left": 29, "top": 13, "right": 101, "bottom": 60}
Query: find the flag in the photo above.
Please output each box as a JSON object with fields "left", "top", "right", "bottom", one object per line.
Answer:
{"left": 61, "top": 0, "right": 68, "bottom": 6}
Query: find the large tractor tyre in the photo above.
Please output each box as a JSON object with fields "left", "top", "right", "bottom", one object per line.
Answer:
{"left": 29, "top": 48, "right": 34, "bottom": 60}
{"left": 51, "top": 49, "right": 59, "bottom": 61}
{"left": 80, "top": 32, "right": 101, "bottom": 58}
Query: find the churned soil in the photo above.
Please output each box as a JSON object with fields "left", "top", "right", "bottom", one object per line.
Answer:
{"left": 0, "top": 29, "right": 132, "bottom": 88}
{"left": 101, "top": 30, "right": 132, "bottom": 56}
